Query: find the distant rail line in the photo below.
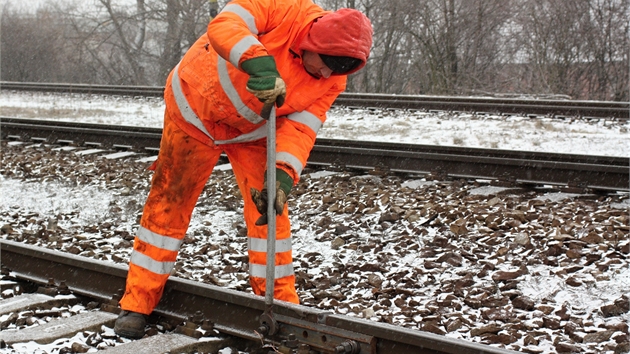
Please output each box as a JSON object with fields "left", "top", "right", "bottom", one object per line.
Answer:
{"left": 1, "top": 81, "right": 629, "bottom": 119}
{"left": 1, "top": 117, "right": 628, "bottom": 192}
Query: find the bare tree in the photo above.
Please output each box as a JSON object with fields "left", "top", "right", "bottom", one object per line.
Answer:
{"left": 98, "top": 0, "right": 148, "bottom": 84}
{"left": 514, "top": 0, "right": 587, "bottom": 97}
{"left": 153, "top": 0, "right": 214, "bottom": 83}
{"left": 398, "top": 0, "right": 512, "bottom": 95}
{"left": 512, "top": 0, "right": 628, "bottom": 100}
{"left": 582, "top": 0, "right": 629, "bottom": 101}
{"left": 361, "top": 0, "right": 413, "bottom": 93}
{"left": 455, "top": 1, "right": 513, "bottom": 94}
{"left": 2, "top": 0, "right": 627, "bottom": 100}
{"left": 60, "top": 0, "right": 211, "bottom": 85}
{"left": 0, "top": 5, "right": 68, "bottom": 82}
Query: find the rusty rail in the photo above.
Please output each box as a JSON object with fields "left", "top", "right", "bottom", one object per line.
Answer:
{"left": 1, "top": 81, "right": 628, "bottom": 119}
{"left": 0, "top": 239, "right": 517, "bottom": 354}
{"left": 1, "top": 117, "right": 628, "bottom": 191}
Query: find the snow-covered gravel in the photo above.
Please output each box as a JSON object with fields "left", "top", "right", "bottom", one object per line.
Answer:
{"left": 0, "top": 91, "right": 628, "bottom": 353}
{"left": 1, "top": 90, "right": 627, "bottom": 157}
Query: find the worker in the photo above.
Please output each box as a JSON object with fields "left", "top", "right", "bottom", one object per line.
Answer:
{"left": 114, "top": 0, "right": 373, "bottom": 339}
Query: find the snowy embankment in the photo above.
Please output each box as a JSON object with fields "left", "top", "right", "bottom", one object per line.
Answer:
{"left": 0, "top": 90, "right": 628, "bottom": 354}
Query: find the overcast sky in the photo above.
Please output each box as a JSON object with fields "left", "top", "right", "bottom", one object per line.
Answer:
{"left": 3, "top": 0, "right": 135, "bottom": 13}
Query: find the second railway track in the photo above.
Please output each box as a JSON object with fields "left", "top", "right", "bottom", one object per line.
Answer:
{"left": 1, "top": 81, "right": 629, "bottom": 120}
{"left": 0, "top": 117, "right": 628, "bottom": 192}
{"left": 0, "top": 117, "right": 628, "bottom": 354}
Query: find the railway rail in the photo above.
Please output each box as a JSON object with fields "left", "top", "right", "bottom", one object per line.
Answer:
{"left": 0, "top": 239, "right": 518, "bottom": 354}
{"left": 1, "top": 81, "right": 629, "bottom": 119}
{"left": 0, "top": 117, "right": 628, "bottom": 192}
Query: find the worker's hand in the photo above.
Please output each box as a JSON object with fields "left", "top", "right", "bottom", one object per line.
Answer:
{"left": 241, "top": 56, "right": 286, "bottom": 119}
{"left": 250, "top": 168, "right": 293, "bottom": 226}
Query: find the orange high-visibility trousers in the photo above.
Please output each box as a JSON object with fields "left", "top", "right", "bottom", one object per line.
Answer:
{"left": 119, "top": 111, "right": 298, "bottom": 315}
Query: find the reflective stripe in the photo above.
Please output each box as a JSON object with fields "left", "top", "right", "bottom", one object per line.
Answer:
{"left": 229, "top": 36, "right": 261, "bottom": 68}
{"left": 248, "top": 237, "right": 292, "bottom": 253}
{"left": 214, "top": 125, "right": 266, "bottom": 144}
{"left": 287, "top": 111, "right": 322, "bottom": 135}
{"left": 171, "top": 60, "right": 265, "bottom": 145}
{"left": 172, "top": 64, "right": 214, "bottom": 139}
{"left": 172, "top": 61, "right": 265, "bottom": 144}
{"left": 218, "top": 57, "right": 264, "bottom": 124}
{"left": 130, "top": 251, "right": 175, "bottom": 275}
{"left": 136, "top": 226, "right": 183, "bottom": 252}
{"left": 221, "top": 4, "right": 258, "bottom": 35}
{"left": 250, "top": 263, "right": 294, "bottom": 279}
{"left": 277, "top": 152, "right": 303, "bottom": 175}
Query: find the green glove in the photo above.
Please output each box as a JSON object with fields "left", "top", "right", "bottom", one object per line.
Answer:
{"left": 241, "top": 56, "right": 286, "bottom": 119}
{"left": 250, "top": 168, "right": 293, "bottom": 226}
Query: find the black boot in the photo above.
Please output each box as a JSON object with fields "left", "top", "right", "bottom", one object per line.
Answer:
{"left": 114, "top": 310, "right": 146, "bottom": 339}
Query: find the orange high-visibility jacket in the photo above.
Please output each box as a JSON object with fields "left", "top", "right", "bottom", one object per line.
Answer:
{"left": 164, "top": 0, "right": 361, "bottom": 183}
{"left": 119, "top": 0, "right": 373, "bottom": 312}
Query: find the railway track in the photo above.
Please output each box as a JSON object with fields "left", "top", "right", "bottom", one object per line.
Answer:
{"left": 1, "top": 117, "right": 628, "bottom": 192}
{"left": 1, "top": 81, "right": 628, "bottom": 119}
{"left": 0, "top": 239, "right": 518, "bottom": 354}
{"left": 1, "top": 118, "right": 628, "bottom": 354}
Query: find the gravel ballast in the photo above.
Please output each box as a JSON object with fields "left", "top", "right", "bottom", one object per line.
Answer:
{"left": 1, "top": 141, "right": 628, "bottom": 354}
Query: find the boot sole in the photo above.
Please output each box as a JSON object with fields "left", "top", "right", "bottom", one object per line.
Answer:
{"left": 114, "top": 324, "right": 145, "bottom": 339}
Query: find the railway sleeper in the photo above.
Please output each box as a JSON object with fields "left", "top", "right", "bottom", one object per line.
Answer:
{"left": 0, "top": 291, "right": 247, "bottom": 353}
{"left": 0, "top": 280, "right": 376, "bottom": 354}
{"left": 2, "top": 119, "right": 629, "bottom": 192}
{"left": 0, "top": 289, "right": 373, "bottom": 354}
{"left": 0, "top": 282, "right": 369, "bottom": 354}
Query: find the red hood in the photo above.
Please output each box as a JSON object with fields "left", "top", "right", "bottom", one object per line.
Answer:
{"left": 299, "top": 8, "right": 373, "bottom": 75}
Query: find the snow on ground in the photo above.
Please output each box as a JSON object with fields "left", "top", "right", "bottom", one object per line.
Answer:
{"left": 0, "top": 90, "right": 628, "bottom": 354}
{"left": 1, "top": 90, "right": 627, "bottom": 157}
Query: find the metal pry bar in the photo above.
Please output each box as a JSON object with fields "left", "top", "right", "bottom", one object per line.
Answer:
{"left": 260, "top": 104, "right": 279, "bottom": 335}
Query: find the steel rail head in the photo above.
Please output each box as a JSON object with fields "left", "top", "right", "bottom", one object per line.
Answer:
{"left": 0, "top": 239, "right": 521, "bottom": 354}
{"left": 1, "top": 117, "right": 627, "bottom": 191}
{"left": 2, "top": 81, "right": 628, "bottom": 118}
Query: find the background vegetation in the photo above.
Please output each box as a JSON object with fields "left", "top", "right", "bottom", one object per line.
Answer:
{"left": 1, "top": 0, "right": 628, "bottom": 101}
